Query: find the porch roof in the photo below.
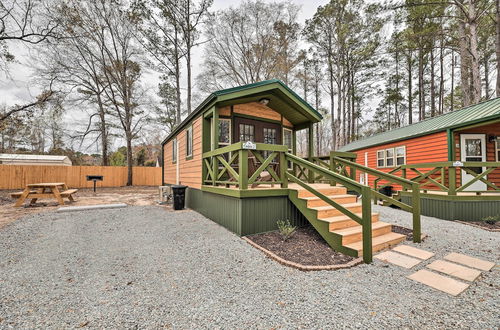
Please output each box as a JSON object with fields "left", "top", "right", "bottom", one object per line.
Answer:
{"left": 162, "top": 79, "right": 322, "bottom": 145}
{"left": 339, "top": 97, "right": 500, "bottom": 152}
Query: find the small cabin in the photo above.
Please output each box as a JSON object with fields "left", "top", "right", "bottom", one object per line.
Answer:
{"left": 0, "top": 154, "right": 73, "bottom": 166}
{"left": 162, "top": 79, "right": 322, "bottom": 235}
{"left": 339, "top": 97, "right": 500, "bottom": 220}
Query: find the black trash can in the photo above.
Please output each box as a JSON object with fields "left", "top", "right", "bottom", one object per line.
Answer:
{"left": 379, "top": 185, "right": 394, "bottom": 197}
{"left": 172, "top": 185, "right": 188, "bottom": 210}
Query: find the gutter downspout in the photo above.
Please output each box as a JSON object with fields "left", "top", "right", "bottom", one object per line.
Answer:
{"left": 161, "top": 143, "right": 165, "bottom": 186}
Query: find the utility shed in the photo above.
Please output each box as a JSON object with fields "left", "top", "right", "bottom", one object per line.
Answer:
{"left": 0, "top": 154, "right": 73, "bottom": 166}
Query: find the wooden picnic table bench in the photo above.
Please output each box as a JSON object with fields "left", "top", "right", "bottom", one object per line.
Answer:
{"left": 12, "top": 182, "right": 78, "bottom": 207}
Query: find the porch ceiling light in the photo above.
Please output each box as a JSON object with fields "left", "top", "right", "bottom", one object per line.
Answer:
{"left": 259, "top": 98, "right": 270, "bottom": 105}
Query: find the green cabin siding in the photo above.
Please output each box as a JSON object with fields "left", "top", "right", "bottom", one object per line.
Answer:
{"left": 186, "top": 187, "right": 307, "bottom": 236}
{"left": 400, "top": 193, "right": 500, "bottom": 221}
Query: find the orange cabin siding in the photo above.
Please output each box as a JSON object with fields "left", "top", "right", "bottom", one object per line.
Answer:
{"left": 352, "top": 131, "right": 449, "bottom": 190}
{"left": 163, "top": 116, "right": 202, "bottom": 189}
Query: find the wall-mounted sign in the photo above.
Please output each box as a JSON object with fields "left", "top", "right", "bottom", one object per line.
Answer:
{"left": 452, "top": 161, "right": 464, "bottom": 167}
{"left": 242, "top": 141, "right": 257, "bottom": 150}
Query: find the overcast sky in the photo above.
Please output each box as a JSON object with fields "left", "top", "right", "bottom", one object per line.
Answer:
{"left": 1, "top": 0, "right": 327, "bottom": 108}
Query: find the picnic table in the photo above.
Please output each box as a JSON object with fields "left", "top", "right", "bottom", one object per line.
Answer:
{"left": 11, "top": 182, "right": 78, "bottom": 207}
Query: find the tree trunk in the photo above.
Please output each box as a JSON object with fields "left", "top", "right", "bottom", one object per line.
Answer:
{"left": 126, "top": 133, "right": 133, "bottom": 186}
{"left": 174, "top": 27, "right": 182, "bottom": 125}
{"left": 439, "top": 37, "right": 445, "bottom": 114}
{"left": 458, "top": 19, "right": 471, "bottom": 106}
{"left": 496, "top": 0, "right": 500, "bottom": 97}
{"left": 96, "top": 94, "right": 109, "bottom": 166}
{"left": 329, "top": 56, "right": 336, "bottom": 150}
{"left": 451, "top": 51, "right": 455, "bottom": 111}
{"left": 484, "top": 55, "right": 490, "bottom": 99}
{"left": 468, "top": 3, "right": 481, "bottom": 104}
{"left": 430, "top": 47, "right": 436, "bottom": 117}
{"left": 418, "top": 47, "right": 425, "bottom": 121}
{"left": 407, "top": 50, "right": 413, "bottom": 124}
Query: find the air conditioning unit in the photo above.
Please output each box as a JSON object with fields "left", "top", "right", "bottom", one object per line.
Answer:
{"left": 158, "top": 186, "right": 172, "bottom": 204}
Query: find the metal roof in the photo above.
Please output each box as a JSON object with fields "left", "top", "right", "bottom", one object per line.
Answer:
{"left": 339, "top": 97, "right": 500, "bottom": 152}
{"left": 162, "top": 79, "right": 322, "bottom": 144}
{"left": 0, "top": 154, "right": 70, "bottom": 161}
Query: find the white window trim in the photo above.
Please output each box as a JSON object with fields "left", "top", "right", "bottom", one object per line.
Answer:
{"left": 376, "top": 150, "right": 385, "bottom": 168}
{"left": 219, "top": 118, "right": 232, "bottom": 147}
{"left": 283, "top": 127, "right": 293, "bottom": 152}
{"left": 377, "top": 146, "right": 406, "bottom": 168}
{"left": 186, "top": 125, "right": 193, "bottom": 158}
{"left": 385, "top": 148, "right": 395, "bottom": 167}
{"left": 496, "top": 140, "right": 500, "bottom": 162}
{"left": 395, "top": 146, "right": 406, "bottom": 165}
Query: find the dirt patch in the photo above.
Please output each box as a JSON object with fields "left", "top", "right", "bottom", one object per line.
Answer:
{"left": 246, "top": 225, "right": 355, "bottom": 267}
{"left": 455, "top": 220, "right": 500, "bottom": 232}
{"left": 0, "top": 186, "right": 164, "bottom": 229}
{"left": 391, "top": 225, "right": 415, "bottom": 241}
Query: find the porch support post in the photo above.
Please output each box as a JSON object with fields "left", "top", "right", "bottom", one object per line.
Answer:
{"left": 308, "top": 123, "right": 314, "bottom": 183}
{"left": 292, "top": 129, "right": 297, "bottom": 177}
{"left": 211, "top": 106, "right": 219, "bottom": 186}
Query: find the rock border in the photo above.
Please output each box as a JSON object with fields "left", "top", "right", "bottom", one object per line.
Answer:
{"left": 242, "top": 236, "right": 363, "bottom": 271}
{"left": 454, "top": 220, "right": 500, "bottom": 232}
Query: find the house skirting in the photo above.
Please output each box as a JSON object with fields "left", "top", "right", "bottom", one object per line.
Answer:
{"left": 400, "top": 192, "right": 500, "bottom": 221}
{"left": 186, "top": 188, "right": 307, "bottom": 236}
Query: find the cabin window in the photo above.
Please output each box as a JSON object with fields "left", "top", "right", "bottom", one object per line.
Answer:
{"left": 377, "top": 150, "right": 385, "bottom": 167}
{"left": 172, "top": 138, "right": 177, "bottom": 163}
{"left": 496, "top": 140, "right": 500, "bottom": 161}
{"left": 218, "top": 119, "right": 231, "bottom": 146}
{"left": 385, "top": 148, "right": 394, "bottom": 167}
{"left": 239, "top": 123, "right": 255, "bottom": 142}
{"left": 395, "top": 146, "right": 406, "bottom": 165}
{"left": 263, "top": 128, "right": 277, "bottom": 144}
{"left": 283, "top": 128, "right": 293, "bottom": 152}
{"left": 186, "top": 125, "right": 193, "bottom": 158}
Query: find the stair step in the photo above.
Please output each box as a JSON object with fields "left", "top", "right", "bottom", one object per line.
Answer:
{"left": 312, "top": 203, "right": 362, "bottom": 218}
{"left": 319, "top": 212, "right": 380, "bottom": 230}
{"left": 332, "top": 221, "right": 393, "bottom": 245}
{"left": 344, "top": 232, "right": 406, "bottom": 256}
{"left": 296, "top": 186, "right": 347, "bottom": 198}
{"left": 302, "top": 194, "right": 358, "bottom": 207}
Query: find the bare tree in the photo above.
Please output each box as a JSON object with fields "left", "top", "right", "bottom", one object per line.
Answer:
{"left": 197, "top": 0, "right": 302, "bottom": 92}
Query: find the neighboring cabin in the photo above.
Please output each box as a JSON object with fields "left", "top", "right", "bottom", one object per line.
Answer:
{"left": 339, "top": 97, "right": 500, "bottom": 192}
{"left": 0, "top": 154, "right": 73, "bottom": 166}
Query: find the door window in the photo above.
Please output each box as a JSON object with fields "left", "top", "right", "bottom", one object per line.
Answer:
{"left": 464, "top": 137, "right": 483, "bottom": 174}
{"left": 263, "top": 128, "right": 277, "bottom": 144}
{"left": 239, "top": 124, "right": 255, "bottom": 142}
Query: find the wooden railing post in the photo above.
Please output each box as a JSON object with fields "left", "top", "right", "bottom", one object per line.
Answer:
{"left": 329, "top": 152, "right": 336, "bottom": 186}
{"left": 373, "top": 180, "right": 378, "bottom": 205}
{"left": 361, "top": 186, "right": 373, "bottom": 263}
{"left": 411, "top": 182, "right": 421, "bottom": 243}
{"left": 280, "top": 152, "right": 288, "bottom": 188}
{"left": 402, "top": 168, "right": 407, "bottom": 191}
{"left": 448, "top": 166, "right": 456, "bottom": 195}
{"left": 238, "top": 149, "right": 248, "bottom": 190}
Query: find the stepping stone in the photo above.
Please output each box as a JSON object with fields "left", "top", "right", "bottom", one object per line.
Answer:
{"left": 426, "top": 260, "right": 482, "bottom": 282}
{"left": 408, "top": 269, "right": 469, "bottom": 296}
{"left": 374, "top": 251, "right": 421, "bottom": 269}
{"left": 392, "top": 245, "right": 435, "bottom": 260}
{"left": 444, "top": 252, "right": 495, "bottom": 271}
{"left": 57, "top": 203, "right": 127, "bottom": 212}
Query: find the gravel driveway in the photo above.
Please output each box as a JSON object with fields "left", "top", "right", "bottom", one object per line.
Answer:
{"left": 0, "top": 205, "right": 498, "bottom": 329}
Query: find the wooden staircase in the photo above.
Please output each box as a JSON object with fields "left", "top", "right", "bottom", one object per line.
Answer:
{"left": 288, "top": 183, "right": 406, "bottom": 258}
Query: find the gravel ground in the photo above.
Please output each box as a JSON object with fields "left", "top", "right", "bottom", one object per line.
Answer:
{"left": 0, "top": 205, "right": 498, "bottom": 329}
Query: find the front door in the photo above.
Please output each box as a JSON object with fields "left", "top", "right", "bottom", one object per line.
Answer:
{"left": 234, "top": 117, "right": 281, "bottom": 145}
{"left": 460, "top": 134, "right": 487, "bottom": 191}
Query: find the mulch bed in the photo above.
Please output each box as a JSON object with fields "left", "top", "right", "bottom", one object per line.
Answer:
{"left": 455, "top": 220, "right": 500, "bottom": 232}
{"left": 246, "top": 225, "right": 355, "bottom": 267}
{"left": 246, "top": 224, "right": 421, "bottom": 270}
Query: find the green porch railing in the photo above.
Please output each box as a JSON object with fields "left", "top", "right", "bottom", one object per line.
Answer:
{"left": 202, "top": 142, "right": 289, "bottom": 189}
{"left": 373, "top": 161, "right": 500, "bottom": 195}
{"left": 202, "top": 143, "right": 422, "bottom": 264}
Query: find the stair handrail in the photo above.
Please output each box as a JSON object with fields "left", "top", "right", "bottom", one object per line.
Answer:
{"left": 331, "top": 156, "right": 421, "bottom": 245}
{"left": 286, "top": 153, "right": 375, "bottom": 263}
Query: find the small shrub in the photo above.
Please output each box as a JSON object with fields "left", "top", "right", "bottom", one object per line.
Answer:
{"left": 482, "top": 215, "right": 499, "bottom": 225}
{"left": 276, "top": 219, "right": 297, "bottom": 241}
